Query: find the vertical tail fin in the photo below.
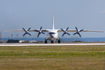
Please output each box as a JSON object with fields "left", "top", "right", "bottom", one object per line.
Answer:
{"left": 52, "top": 14, "right": 55, "bottom": 30}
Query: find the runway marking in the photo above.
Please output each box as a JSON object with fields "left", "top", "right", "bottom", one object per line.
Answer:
{"left": 0, "top": 43, "right": 105, "bottom": 46}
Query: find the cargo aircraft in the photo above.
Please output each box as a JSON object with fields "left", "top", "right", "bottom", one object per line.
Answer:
{"left": 2, "top": 15, "right": 103, "bottom": 43}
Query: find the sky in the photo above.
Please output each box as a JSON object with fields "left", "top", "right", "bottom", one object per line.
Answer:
{"left": 0, "top": 0, "right": 105, "bottom": 38}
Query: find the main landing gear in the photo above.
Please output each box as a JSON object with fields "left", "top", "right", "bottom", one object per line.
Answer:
{"left": 58, "top": 39, "right": 61, "bottom": 43}
{"left": 44, "top": 38, "right": 61, "bottom": 43}
{"left": 45, "top": 39, "right": 47, "bottom": 43}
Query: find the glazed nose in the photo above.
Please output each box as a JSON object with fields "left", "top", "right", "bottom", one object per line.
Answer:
{"left": 49, "top": 34, "right": 54, "bottom": 38}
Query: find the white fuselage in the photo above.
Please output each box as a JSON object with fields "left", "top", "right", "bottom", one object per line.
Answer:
{"left": 45, "top": 15, "right": 60, "bottom": 42}
{"left": 46, "top": 29, "right": 59, "bottom": 41}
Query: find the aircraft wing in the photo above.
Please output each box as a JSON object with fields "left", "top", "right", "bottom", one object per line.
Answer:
{"left": 2, "top": 29, "right": 48, "bottom": 32}
{"left": 2, "top": 30, "right": 24, "bottom": 32}
{"left": 57, "top": 29, "right": 103, "bottom": 32}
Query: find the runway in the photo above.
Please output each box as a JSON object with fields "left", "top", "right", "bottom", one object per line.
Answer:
{"left": 0, "top": 43, "right": 105, "bottom": 46}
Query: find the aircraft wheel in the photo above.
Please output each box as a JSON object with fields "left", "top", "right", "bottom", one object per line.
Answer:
{"left": 51, "top": 41, "right": 54, "bottom": 43}
{"left": 58, "top": 40, "right": 61, "bottom": 43}
{"left": 45, "top": 40, "right": 47, "bottom": 43}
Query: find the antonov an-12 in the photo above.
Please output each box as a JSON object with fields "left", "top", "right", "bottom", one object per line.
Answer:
{"left": 3, "top": 15, "right": 103, "bottom": 43}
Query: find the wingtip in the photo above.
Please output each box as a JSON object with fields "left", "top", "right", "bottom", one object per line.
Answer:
{"left": 95, "top": 30, "right": 104, "bottom": 33}
{"left": 101, "top": 31, "right": 104, "bottom": 33}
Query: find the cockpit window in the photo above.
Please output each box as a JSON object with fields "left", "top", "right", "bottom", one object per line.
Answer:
{"left": 49, "top": 32, "right": 55, "bottom": 34}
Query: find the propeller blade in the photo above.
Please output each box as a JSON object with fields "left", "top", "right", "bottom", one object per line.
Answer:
{"left": 67, "top": 32, "right": 70, "bottom": 36}
{"left": 79, "top": 29, "right": 83, "bottom": 32}
{"left": 22, "top": 28, "right": 31, "bottom": 36}
{"left": 37, "top": 33, "right": 40, "bottom": 37}
{"left": 28, "top": 27, "right": 31, "bottom": 31}
{"left": 40, "top": 26, "right": 42, "bottom": 30}
{"left": 35, "top": 30, "right": 39, "bottom": 32}
{"left": 41, "top": 32, "right": 45, "bottom": 34}
{"left": 73, "top": 33, "right": 77, "bottom": 35}
{"left": 61, "top": 27, "right": 70, "bottom": 37}
{"left": 28, "top": 33, "right": 31, "bottom": 36}
{"left": 73, "top": 27, "right": 83, "bottom": 37}
{"left": 62, "top": 33, "right": 65, "bottom": 37}
{"left": 78, "top": 33, "right": 81, "bottom": 37}
{"left": 66, "top": 27, "right": 69, "bottom": 31}
{"left": 22, "top": 28, "right": 27, "bottom": 33}
{"left": 23, "top": 33, "right": 26, "bottom": 36}
{"left": 35, "top": 26, "right": 45, "bottom": 37}
{"left": 75, "top": 27, "right": 78, "bottom": 32}
{"left": 60, "top": 28, "right": 65, "bottom": 32}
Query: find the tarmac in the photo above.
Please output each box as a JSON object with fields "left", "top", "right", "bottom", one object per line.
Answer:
{"left": 0, "top": 43, "right": 105, "bottom": 46}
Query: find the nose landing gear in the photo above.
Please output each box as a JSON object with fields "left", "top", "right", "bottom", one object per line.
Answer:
{"left": 51, "top": 41, "right": 54, "bottom": 43}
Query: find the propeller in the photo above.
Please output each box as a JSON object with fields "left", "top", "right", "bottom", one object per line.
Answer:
{"left": 22, "top": 27, "right": 31, "bottom": 36}
{"left": 73, "top": 27, "right": 83, "bottom": 37}
{"left": 35, "top": 26, "right": 45, "bottom": 37}
{"left": 61, "top": 27, "right": 70, "bottom": 37}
